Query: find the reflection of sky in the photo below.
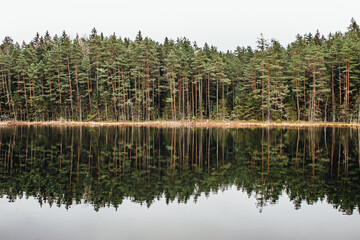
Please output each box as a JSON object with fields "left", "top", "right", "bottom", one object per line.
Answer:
{"left": 0, "top": 187, "right": 359, "bottom": 240}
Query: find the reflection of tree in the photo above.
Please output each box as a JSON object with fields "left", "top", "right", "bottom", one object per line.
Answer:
{"left": 0, "top": 126, "right": 359, "bottom": 214}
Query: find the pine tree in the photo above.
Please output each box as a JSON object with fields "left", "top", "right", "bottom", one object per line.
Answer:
{"left": 304, "top": 43, "right": 329, "bottom": 121}
{"left": 0, "top": 20, "right": 359, "bottom": 123}
{"left": 164, "top": 49, "right": 180, "bottom": 120}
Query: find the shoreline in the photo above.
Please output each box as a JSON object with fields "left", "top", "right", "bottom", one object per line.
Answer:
{"left": 1, "top": 120, "right": 360, "bottom": 129}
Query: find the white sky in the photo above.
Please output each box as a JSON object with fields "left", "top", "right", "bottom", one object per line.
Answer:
{"left": 1, "top": 0, "right": 360, "bottom": 51}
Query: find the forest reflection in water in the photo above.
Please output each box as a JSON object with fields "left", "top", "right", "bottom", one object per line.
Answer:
{"left": 0, "top": 126, "right": 359, "bottom": 214}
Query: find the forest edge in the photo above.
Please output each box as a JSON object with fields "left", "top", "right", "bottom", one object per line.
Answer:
{"left": 1, "top": 120, "right": 360, "bottom": 128}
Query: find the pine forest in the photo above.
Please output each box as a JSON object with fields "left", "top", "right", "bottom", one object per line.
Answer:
{"left": 1, "top": 19, "right": 360, "bottom": 123}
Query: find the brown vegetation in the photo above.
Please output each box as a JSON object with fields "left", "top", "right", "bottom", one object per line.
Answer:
{"left": 1, "top": 120, "right": 360, "bottom": 129}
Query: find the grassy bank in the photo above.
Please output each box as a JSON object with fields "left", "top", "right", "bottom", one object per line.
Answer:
{"left": 1, "top": 120, "right": 360, "bottom": 129}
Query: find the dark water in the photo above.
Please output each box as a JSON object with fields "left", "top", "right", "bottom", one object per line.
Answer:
{"left": 0, "top": 126, "right": 359, "bottom": 240}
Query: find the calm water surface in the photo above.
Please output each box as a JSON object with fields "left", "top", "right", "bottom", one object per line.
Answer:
{"left": 0, "top": 126, "right": 359, "bottom": 240}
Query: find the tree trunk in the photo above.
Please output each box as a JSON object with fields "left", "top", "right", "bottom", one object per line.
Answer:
{"left": 67, "top": 55, "right": 74, "bottom": 120}
{"left": 312, "top": 66, "right": 316, "bottom": 122}
{"left": 208, "top": 72, "right": 211, "bottom": 120}
{"left": 22, "top": 76, "right": 29, "bottom": 120}
{"left": 216, "top": 76, "right": 219, "bottom": 118}
{"left": 75, "top": 64, "right": 81, "bottom": 121}
{"left": 86, "top": 69, "right": 91, "bottom": 111}
{"left": 173, "top": 70, "right": 176, "bottom": 121}
{"left": 331, "top": 69, "right": 335, "bottom": 122}
{"left": 199, "top": 74, "right": 202, "bottom": 120}
{"left": 296, "top": 73, "right": 300, "bottom": 121}
{"left": 222, "top": 81, "right": 225, "bottom": 120}
{"left": 339, "top": 64, "right": 341, "bottom": 108}
{"left": 267, "top": 66, "right": 270, "bottom": 122}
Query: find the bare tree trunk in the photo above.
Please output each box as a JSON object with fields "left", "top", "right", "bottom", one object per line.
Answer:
{"left": 339, "top": 64, "right": 341, "bottom": 109}
{"left": 3, "top": 73, "right": 12, "bottom": 114}
{"left": 312, "top": 66, "right": 316, "bottom": 122}
{"left": 67, "top": 55, "right": 74, "bottom": 120}
{"left": 199, "top": 73, "right": 203, "bottom": 120}
{"left": 75, "top": 64, "right": 82, "bottom": 121}
{"left": 330, "top": 69, "right": 335, "bottom": 122}
{"left": 222, "top": 81, "right": 225, "bottom": 120}
{"left": 208, "top": 72, "right": 211, "bottom": 120}
{"left": 296, "top": 73, "right": 300, "bottom": 121}
{"left": 86, "top": 69, "right": 91, "bottom": 111}
{"left": 216, "top": 76, "right": 219, "bottom": 118}
{"left": 267, "top": 67, "right": 271, "bottom": 122}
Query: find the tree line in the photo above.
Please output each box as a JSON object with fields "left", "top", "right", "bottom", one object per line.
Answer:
{"left": 1, "top": 19, "right": 360, "bottom": 122}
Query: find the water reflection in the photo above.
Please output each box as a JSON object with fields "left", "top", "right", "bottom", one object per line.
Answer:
{"left": 0, "top": 126, "right": 359, "bottom": 214}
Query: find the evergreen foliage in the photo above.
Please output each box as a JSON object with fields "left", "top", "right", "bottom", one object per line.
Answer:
{"left": 2, "top": 20, "right": 360, "bottom": 122}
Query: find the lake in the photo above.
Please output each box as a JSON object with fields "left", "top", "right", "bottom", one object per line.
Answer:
{"left": 0, "top": 126, "right": 359, "bottom": 240}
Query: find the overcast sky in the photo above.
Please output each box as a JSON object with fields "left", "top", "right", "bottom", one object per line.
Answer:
{"left": 1, "top": 0, "right": 360, "bottom": 51}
